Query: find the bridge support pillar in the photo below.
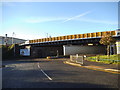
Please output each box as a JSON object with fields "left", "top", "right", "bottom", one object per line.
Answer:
{"left": 116, "top": 41, "right": 120, "bottom": 54}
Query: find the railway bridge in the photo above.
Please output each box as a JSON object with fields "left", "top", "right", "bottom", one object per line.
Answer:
{"left": 19, "top": 30, "right": 120, "bottom": 58}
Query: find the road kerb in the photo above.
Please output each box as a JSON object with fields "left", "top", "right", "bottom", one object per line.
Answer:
{"left": 63, "top": 61, "right": 120, "bottom": 74}
{"left": 64, "top": 61, "right": 82, "bottom": 67}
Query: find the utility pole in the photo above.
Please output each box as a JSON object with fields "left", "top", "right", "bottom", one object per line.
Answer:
{"left": 12, "top": 32, "right": 16, "bottom": 57}
{"left": 5, "top": 34, "right": 7, "bottom": 46}
{"left": 47, "top": 33, "right": 48, "bottom": 38}
{"left": 57, "top": 50, "right": 59, "bottom": 57}
{"left": 49, "top": 35, "right": 52, "bottom": 38}
{"left": 46, "top": 33, "right": 52, "bottom": 38}
{"left": 12, "top": 32, "right": 15, "bottom": 44}
{"left": 45, "top": 33, "right": 49, "bottom": 38}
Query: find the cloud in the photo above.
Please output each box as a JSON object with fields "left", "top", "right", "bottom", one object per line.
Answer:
{"left": 62, "top": 11, "right": 91, "bottom": 23}
{"left": 77, "top": 18, "right": 118, "bottom": 25}
{"left": 2, "top": 27, "right": 45, "bottom": 40}
{"left": 16, "top": 33, "right": 43, "bottom": 40}
{"left": 24, "top": 11, "right": 91, "bottom": 24}
{"left": 24, "top": 17, "right": 66, "bottom": 23}
{"left": 2, "top": 2, "right": 32, "bottom": 7}
{"left": 2, "top": 2, "right": 17, "bottom": 6}
{"left": 23, "top": 14, "right": 117, "bottom": 25}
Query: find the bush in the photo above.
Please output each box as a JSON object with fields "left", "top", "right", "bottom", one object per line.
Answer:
{"left": 2, "top": 44, "right": 15, "bottom": 60}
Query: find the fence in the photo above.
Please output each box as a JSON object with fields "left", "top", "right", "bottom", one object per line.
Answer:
{"left": 69, "top": 54, "right": 84, "bottom": 64}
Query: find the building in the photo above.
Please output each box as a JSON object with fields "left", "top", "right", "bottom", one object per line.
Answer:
{"left": 0, "top": 36, "right": 27, "bottom": 45}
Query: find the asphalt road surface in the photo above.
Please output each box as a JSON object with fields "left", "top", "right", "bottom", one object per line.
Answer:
{"left": 2, "top": 59, "right": 119, "bottom": 88}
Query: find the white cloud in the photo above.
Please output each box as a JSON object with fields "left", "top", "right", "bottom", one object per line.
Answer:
{"left": 2, "top": 2, "right": 17, "bottom": 6}
{"left": 2, "top": 32, "right": 44, "bottom": 40}
{"left": 24, "top": 11, "right": 91, "bottom": 24}
{"left": 16, "top": 34, "right": 43, "bottom": 40}
{"left": 23, "top": 16, "right": 118, "bottom": 25}
{"left": 2, "top": 26, "right": 45, "bottom": 40}
{"left": 77, "top": 18, "right": 118, "bottom": 25}
{"left": 24, "top": 17, "right": 66, "bottom": 23}
{"left": 62, "top": 11, "right": 91, "bottom": 23}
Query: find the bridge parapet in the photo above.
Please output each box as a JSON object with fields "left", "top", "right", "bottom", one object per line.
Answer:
{"left": 29, "top": 30, "right": 119, "bottom": 44}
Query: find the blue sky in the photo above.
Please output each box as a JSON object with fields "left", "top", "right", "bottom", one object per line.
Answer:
{"left": 2, "top": 2, "right": 118, "bottom": 40}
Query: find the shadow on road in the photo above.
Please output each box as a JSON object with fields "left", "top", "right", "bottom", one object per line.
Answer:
{"left": 2, "top": 59, "right": 118, "bottom": 89}
{"left": 2, "top": 68, "right": 116, "bottom": 88}
{"left": 2, "top": 80, "right": 111, "bottom": 88}
{"left": 2, "top": 60, "right": 51, "bottom": 66}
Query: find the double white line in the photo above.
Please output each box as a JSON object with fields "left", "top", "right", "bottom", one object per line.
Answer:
{"left": 38, "top": 63, "right": 52, "bottom": 81}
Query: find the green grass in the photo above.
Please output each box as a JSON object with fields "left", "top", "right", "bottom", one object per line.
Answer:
{"left": 87, "top": 54, "right": 120, "bottom": 64}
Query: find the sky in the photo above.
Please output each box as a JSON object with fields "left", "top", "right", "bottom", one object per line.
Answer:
{"left": 1, "top": 2, "right": 118, "bottom": 40}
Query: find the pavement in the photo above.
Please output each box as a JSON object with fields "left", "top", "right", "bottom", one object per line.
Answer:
{"left": 64, "top": 59, "right": 120, "bottom": 74}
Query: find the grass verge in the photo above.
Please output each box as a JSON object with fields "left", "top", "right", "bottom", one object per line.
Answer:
{"left": 87, "top": 54, "right": 120, "bottom": 64}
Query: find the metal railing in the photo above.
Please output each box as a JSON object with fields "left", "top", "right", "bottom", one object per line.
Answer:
{"left": 69, "top": 54, "right": 84, "bottom": 64}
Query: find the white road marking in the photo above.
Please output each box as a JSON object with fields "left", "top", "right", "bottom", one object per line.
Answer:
{"left": 37, "top": 64, "right": 52, "bottom": 81}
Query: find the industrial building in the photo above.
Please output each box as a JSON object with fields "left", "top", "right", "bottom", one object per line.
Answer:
{"left": 0, "top": 36, "right": 27, "bottom": 45}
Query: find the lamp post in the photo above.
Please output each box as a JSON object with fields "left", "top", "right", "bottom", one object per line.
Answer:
{"left": 5, "top": 34, "right": 8, "bottom": 46}
{"left": 12, "top": 32, "right": 15, "bottom": 44}
{"left": 57, "top": 50, "right": 59, "bottom": 57}
{"left": 12, "top": 32, "right": 16, "bottom": 57}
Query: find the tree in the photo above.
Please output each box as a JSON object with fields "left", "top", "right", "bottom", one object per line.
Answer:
{"left": 99, "top": 33, "right": 116, "bottom": 56}
{"left": 2, "top": 44, "right": 15, "bottom": 60}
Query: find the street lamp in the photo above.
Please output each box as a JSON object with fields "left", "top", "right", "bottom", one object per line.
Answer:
{"left": 12, "top": 32, "right": 15, "bottom": 44}
{"left": 12, "top": 32, "right": 16, "bottom": 57}
{"left": 5, "top": 34, "right": 7, "bottom": 46}
{"left": 57, "top": 50, "right": 59, "bottom": 57}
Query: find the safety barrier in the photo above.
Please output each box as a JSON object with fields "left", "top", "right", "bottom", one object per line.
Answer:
{"left": 29, "top": 30, "right": 117, "bottom": 44}
{"left": 69, "top": 54, "right": 84, "bottom": 64}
